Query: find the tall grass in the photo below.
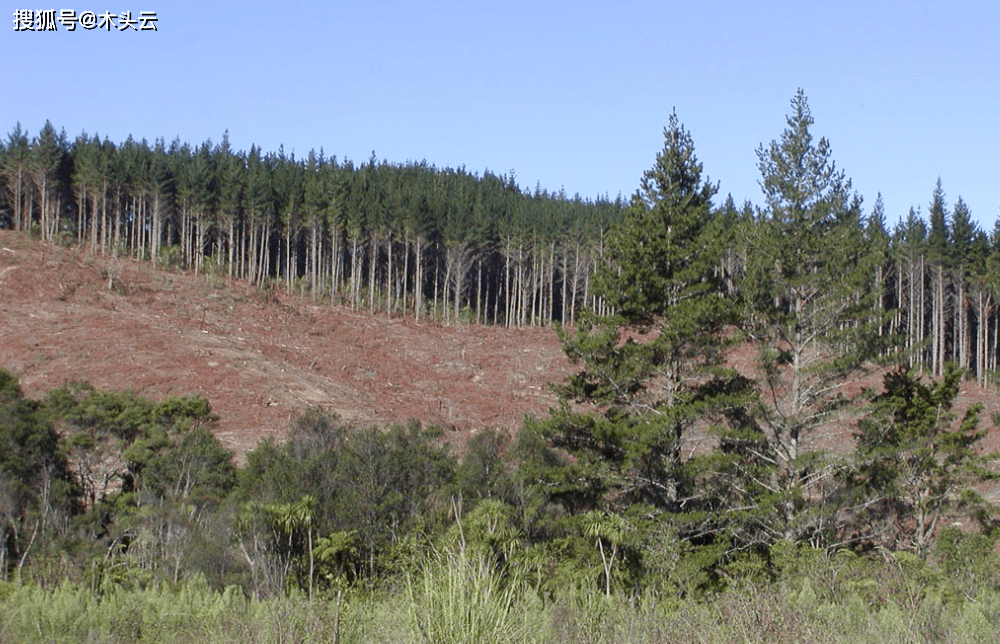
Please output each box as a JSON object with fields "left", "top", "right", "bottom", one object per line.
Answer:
{"left": 406, "top": 548, "right": 545, "bottom": 644}
{"left": 2, "top": 557, "right": 1000, "bottom": 643}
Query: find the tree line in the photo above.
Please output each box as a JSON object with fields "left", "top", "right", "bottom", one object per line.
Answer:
{"left": 0, "top": 124, "right": 624, "bottom": 326}
{"left": 3, "top": 112, "right": 1000, "bottom": 380}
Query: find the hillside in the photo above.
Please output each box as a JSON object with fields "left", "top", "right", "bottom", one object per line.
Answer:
{"left": 0, "top": 230, "right": 572, "bottom": 458}
{"left": 5, "top": 229, "right": 1000, "bottom": 474}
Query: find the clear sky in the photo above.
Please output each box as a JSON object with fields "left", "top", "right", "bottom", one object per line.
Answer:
{"left": 4, "top": 1, "right": 999, "bottom": 229}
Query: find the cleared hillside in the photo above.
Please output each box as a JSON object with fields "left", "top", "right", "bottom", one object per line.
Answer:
{"left": 0, "top": 230, "right": 572, "bottom": 457}
{"left": 5, "top": 229, "right": 1000, "bottom": 478}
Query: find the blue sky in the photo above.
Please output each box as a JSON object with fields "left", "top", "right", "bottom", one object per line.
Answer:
{"left": 4, "top": 1, "right": 999, "bottom": 229}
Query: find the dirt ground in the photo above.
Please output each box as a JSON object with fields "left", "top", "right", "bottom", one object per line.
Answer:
{"left": 2, "top": 229, "right": 999, "bottom": 482}
{"left": 0, "top": 230, "right": 572, "bottom": 458}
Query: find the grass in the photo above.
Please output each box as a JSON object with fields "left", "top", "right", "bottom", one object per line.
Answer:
{"left": 3, "top": 554, "right": 1000, "bottom": 643}
{"left": 406, "top": 548, "right": 545, "bottom": 644}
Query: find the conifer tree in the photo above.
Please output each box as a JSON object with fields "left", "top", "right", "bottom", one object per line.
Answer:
{"left": 950, "top": 196, "right": 980, "bottom": 372}
{"left": 742, "top": 89, "right": 881, "bottom": 543}
{"left": 927, "top": 179, "right": 951, "bottom": 375}
{"left": 29, "top": 121, "right": 66, "bottom": 241}
{"left": 536, "top": 111, "right": 743, "bottom": 514}
{"left": 852, "top": 365, "right": 997, "bottom": 556}
{"left": 894, "top": 207, "right": 928, "bottom": 369}
{"left": 866, "top": 194, "right": 893, "bottom": 344}
{"left": 1, "top": 124, "right": 31, "bottom": 231}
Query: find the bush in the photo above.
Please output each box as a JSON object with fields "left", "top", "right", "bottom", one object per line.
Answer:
{"left": 407, "top": 547, "right": 542, "bottom": 644}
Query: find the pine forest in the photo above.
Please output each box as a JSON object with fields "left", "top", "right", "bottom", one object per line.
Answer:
{"left": 4, "top": 105, "right": 1000, "bottom": 382}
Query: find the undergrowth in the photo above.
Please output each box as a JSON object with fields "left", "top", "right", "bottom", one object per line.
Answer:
{"left": 2, "top": 546, "right": 1000, "bottom": 644}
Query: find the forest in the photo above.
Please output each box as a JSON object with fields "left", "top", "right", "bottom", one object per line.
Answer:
{"left": 0, "top": 120, "right": 625, "bottom": 327}
{"left": 3, "top": 90, "right": 1000, "bottom": 642}
{"left": 4, "top": 94, "right": 1000, "bottom": 380}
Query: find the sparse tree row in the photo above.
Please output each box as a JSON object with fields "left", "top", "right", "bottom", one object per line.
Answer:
{"left": 0, "top": 123, "right": 624, "bottom": 327}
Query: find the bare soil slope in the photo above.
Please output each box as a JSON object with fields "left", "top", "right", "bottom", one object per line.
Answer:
{"left": 3, "top": 229, "right": 1000, "bottom": 476}
{"left": 0, "top": 231, "right": 572, "bottom": 457}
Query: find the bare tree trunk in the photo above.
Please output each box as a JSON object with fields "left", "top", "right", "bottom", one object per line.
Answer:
{"left": 385, "top": 234, "right": 393, "bottom": 315}
{"left": 401, "top": 232, "right": 410, "bottom": 317}
{"left": 369, "top": 234, "right": 378, "bottom": 314}
{"left": 415, "top": 237, "right": 423, "bottom": 321}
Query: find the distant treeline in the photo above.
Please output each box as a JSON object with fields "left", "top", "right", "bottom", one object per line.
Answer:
{"left": 2, "top": 122, "right": 1000, "bottom": 380}
{"left": 0, "top": 122, "right": 625, "bottom": 326}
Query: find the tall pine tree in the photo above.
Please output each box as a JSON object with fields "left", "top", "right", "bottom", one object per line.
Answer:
{"left": 533, "top": 111, "right": 744, "bottom": 515}
{"left": 742, "top": 89, "right": 881, "bottom": 544}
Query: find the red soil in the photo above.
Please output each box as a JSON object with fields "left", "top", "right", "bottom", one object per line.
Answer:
{"left": 0, "top": 230, "right": 571, "bottom": 459}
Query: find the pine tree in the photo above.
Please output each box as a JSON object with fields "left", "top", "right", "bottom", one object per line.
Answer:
{"left": 742, "top": 89, "right": 881, "bottom": 543}
{"left": 1, "top": 124, "right": 31, "bottom": 231}
{"left": 536, "top": 111, "right": 744, "bottom": 514}
{"left": 927, "top": 179, "right": 950, "bottom": 375}
{"left": 852, "top": 365, "right": 997, "bottom": 556}
{"left": 950, "top": 196, "right": 980, "bottom": 372}
{"left": 866, "top": 194, "right": 893, "bottom": 345}
{"left": 29, "top": 121, "right": 66, "bottom": 241}
{"left": 894, "top": 207, "right": 928, "bottom": 369}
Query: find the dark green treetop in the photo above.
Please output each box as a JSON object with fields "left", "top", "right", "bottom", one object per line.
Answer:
{"left": 534, "top": 111, "right": 747, "bottom": 517}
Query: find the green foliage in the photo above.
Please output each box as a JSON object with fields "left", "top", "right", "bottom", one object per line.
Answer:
{"left": 738, "top": 89, "right": 883, "bottom": 545}
{"left": 852, "top": 365, "right": 997, "bottom": 555}
{"left": 2, "top": 543, "right": 1000, "bottom": 643}
{"left": 407, "top": 547, "right": 540, "bottom": 644}
{"left": 332, "top": 422, "right": 456, "bottom": 577}
{"left": 0, "top": 576, "right": 252, "bottom": 643}
{"left": 514, "top": 414, "right": 606, "bottom": 517}
{"left": 538, "top": 111, "right": 749, "bottom": 521}
{"left": 234, "top": 411, "right": 456, "bottom": 589}
{"left": 237, "top": 437, "right": 304, "bottom": 505}
{"left": 0, "top": 369, "right": 79, "bottom": 581}
{"left": 1, "top": 381, "right": 236, "bottom": 588}
{"left": 45, "top": 385, "right": 220, "bottom": 502}
{"left": 157, "top": 244, "right": 185, "bottom": 271}
{"left": 441, "top": 497, "right": 523, "bottom": 575}
{"left": 143, "top": 425, "right": 237, "bottom": 502}
{"left": 314, "top": 529, "right": 359, "bottom": 587}
{"left": 0, "top": 383, "right": 68, "bottom": 491}
{"left": 236, "top": 495, "right": 319, "bottom": 597}
{"left": 933, "top": 525, "right": 1000, "bottom": 602}
{"left": 634, "top": 518, "right": 727, "bottom": 600}
{"left": 0, "top": 368, "right": 22, "bottom": 403}
{"left": 582, "top": 509, "right": 634, "bottom": 597}
{"left": 457, "top": 428, "right": 512, "bottom": 501}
